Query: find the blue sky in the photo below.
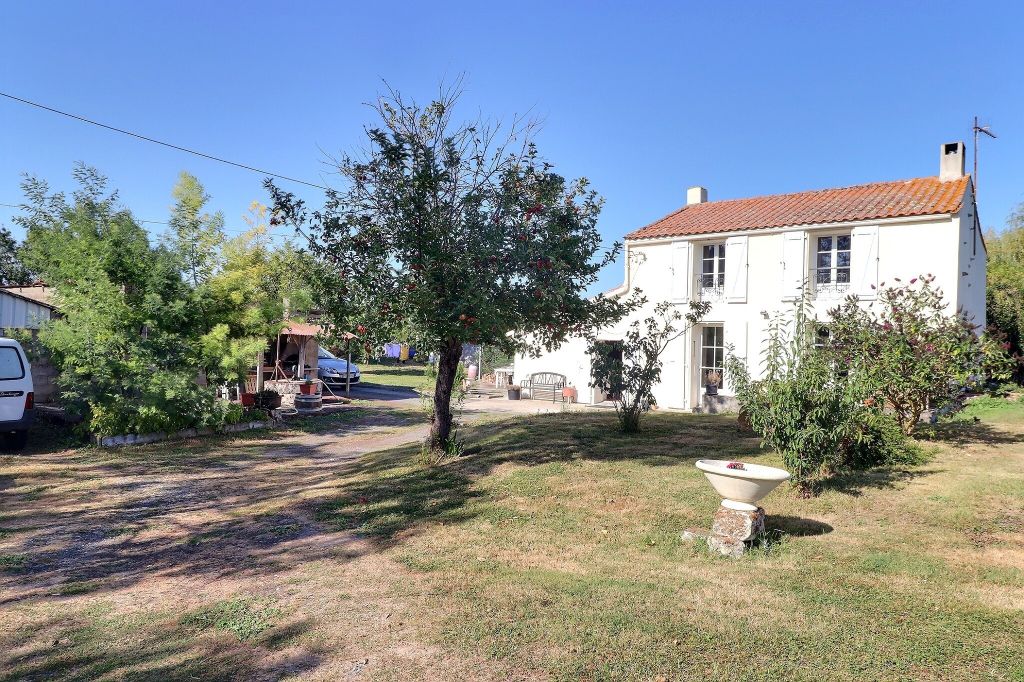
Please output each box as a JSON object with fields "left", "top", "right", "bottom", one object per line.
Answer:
{"left": 2, "top": 1, "right": 1022, "bottom": 293}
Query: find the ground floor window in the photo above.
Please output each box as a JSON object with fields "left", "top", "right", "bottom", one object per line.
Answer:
{"left": 700, "top": 325, "right": 725, "bottom": 390}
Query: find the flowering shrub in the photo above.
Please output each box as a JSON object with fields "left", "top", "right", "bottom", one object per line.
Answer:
{"left": 726, "top": 296, "right": 921, "bottom": 496}
{"left": 826, "top": 275, "right": 1012, "bottom": 434}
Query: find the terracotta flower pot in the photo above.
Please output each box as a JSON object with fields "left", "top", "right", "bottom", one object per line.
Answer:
{"left": 562, "top": 387, "right": 578, "bottom": 403}
{"left": 300, "top": 383, "right": 316, "bottom": 395}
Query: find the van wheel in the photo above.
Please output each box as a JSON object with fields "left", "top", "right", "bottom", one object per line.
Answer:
{"left": 6, "top": 430, "right": 28, "bottom": 451}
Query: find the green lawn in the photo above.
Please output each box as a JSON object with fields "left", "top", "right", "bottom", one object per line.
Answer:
{"left": 1, "top": 400, "right": 1022, "bottom": 680}
{"left": 358, "top": 362, "right": 431, "bottom": 390}
{"left": 316, "top": 406, "right": 1024, "bottom": 680}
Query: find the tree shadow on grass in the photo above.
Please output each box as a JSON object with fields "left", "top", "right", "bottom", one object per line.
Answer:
{"left": 313, "top": 411, "right": 766, "bottom": 549}
{"left": 816, "top": 465, "right": 941, "bottom": 498}
{"left": 765, "top": 515, "right": 833, "bottom": 537}
{"left": 1, "top": 609, "right": 321, "bottom": 682}
{"left": 914, "top": 420, "right": 1024, "bottom": 448}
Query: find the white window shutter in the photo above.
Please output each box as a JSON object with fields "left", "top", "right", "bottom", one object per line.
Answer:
{"left": 850, "top": 225, "right": 879, "bottom": 299}
{"left": 726, "top": 320, "right": 748, "bottom": 367}
{"left": 781, "top": 231, "right": 807, "bottom": 300}
{"left": 724, "top": 236, "right": 748, "bottom": 303}
{"left": 671, "top": 241, "right": 692, "bottom": 302}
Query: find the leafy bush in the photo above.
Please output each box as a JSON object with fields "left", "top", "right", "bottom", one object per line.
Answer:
{"left": 727, "top": 297, "right": 920, "bottom": 495}
{"left": 827, "top": 275, "right": 1012, "bottom": 434}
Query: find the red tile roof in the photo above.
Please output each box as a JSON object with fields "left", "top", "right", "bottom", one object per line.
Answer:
{"left": 626, "top": 176, "right": 971, "bottom": 241}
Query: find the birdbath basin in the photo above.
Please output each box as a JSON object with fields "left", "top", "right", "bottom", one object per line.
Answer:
{"left": 695, "top": 459, "right": 791, "bottom": 511}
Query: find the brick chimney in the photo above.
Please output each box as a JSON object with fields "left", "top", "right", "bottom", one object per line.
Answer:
{"left": 687, "top": 186, "right": 708, "bottom": 205}
{"left": 939, "top": 141, "right": 965, "bottom": 181}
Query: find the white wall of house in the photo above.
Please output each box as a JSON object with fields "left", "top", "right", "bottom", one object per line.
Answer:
{"left": 515, "top": 205, "right": 985, "bottom": 411}
{"left": 954, "top": 185, "right": 987, "bottom": 330}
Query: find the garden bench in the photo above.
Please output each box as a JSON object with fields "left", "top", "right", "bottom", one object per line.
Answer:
{"left": 524, "top": 372, "right": 566, "bottom": 402}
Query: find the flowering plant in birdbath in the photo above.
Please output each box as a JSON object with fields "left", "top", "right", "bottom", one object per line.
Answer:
{"left": 726, "top": 461, "right": 746, "bottom": 470}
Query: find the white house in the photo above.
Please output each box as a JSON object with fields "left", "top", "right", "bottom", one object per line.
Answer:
{"left": 514, "top": 141, "right": 985, "bottom": 411}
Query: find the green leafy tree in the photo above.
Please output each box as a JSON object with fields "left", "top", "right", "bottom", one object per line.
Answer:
{"left": 168, "top": 171, "right": 225, "bottom": 286}
{"left": 987, "top": 207, "right": 1024, "bottom": 380}
{"left": 826, "top": 275, "right": 1010, "bottom": 434}
{"left": 17, "top": 165, "right": 212, "bottom": 435}
{"left": 0, "top": 225, "right": 32, "bottom": 285}
{"left": 588, "top": 300, "right": 709, "bottom": 433}
{"left": 267, "top": 86, "right": 634, "bottom": 452}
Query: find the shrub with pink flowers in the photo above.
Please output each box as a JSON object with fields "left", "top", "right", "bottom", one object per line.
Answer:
{"left": 826, "top": 275, "right": 1012, "bottom": 435}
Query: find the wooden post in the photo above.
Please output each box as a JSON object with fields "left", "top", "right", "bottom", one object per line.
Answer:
{"left": 255, "top": 347, "right": 265, "bottom": 392}
{"left": 346, "top": 338, "right": 352, "bottom": 395}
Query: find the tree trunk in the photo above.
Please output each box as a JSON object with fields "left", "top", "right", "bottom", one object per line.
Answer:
{"left": 430, "top": 338, "right": 463, "bottom": 450}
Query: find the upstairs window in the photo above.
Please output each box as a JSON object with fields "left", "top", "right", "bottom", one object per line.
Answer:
{"left": 814, "top": 234, "right": 851, "bottom": 296}
{"left": 700, "top": 243, "right": 726, "bottom": 297}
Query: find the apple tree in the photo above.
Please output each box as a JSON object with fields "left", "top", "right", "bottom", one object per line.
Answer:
{"left": 266, "top": 86, "right": 633, "bottom": 453}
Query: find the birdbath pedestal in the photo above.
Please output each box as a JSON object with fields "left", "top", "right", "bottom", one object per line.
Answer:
{"left": 683, "top": 459, "right": 790, "bottom": 558}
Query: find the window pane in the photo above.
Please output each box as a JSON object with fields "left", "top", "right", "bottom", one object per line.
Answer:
{"left": 703, "top": 245, "right": 715, "bottom": 259}
{"left": 837, "top": 251, "right": 851, "bottom": 267}
{"left": 816, "top": 269, "right": 831, "bottom": 284}
{"left": 0, "top": 348, "right": 24, "bottom": 381}
{"left": 817, "top": 253, "right": 832, "bottom": 269}
{"left": 703, "top": 350, "right": 715, "bottom": 367}
{"left": 817, "top": 236, "right": 832, "bottom": 252}
{"left": 837, "top": 235, "right": 851, "bottom": 250}
{"left": 837, "top": 268, "right": 851, "bottom": 283}
{"left": 702, "top": 259, "right": 715, "bottom": 275}
{"left": 717, "top": 244, "right": 726, "bottom": 258}
{"left": 703, "top": 327, "right": 715, "bottom": 345}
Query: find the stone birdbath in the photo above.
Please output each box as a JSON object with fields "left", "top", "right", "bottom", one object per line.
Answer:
{"left": 683, "top": 459, "right": 791, "bottom": 557}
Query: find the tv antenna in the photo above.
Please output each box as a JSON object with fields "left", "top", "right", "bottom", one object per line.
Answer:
{"left": 972, "top": 116, "right": 996, "bottom": 197}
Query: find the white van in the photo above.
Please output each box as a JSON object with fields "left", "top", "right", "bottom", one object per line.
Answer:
{"left": 0, "top": 338, "right": 33, "bottom": 449}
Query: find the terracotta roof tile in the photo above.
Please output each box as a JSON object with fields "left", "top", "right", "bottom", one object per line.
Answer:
{"left": 626, "top": 176, "right": 970, "bottom": 241}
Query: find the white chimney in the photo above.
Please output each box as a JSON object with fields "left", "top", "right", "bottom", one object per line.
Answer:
{"left": 939, "top": 141, "right": 965, "bottom": 181}
{"left": 687, "top": 186, "right": 708, "bottom": 205}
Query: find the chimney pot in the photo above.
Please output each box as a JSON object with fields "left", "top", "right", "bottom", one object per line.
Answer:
{"left": 939, "top": 141, "right": 965, "bottom": 181}
{"left": 686, "top": 186, "right": 708, "bottom": 205}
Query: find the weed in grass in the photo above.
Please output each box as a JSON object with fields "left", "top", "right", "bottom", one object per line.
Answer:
{"left": 981, "top": 566, "right": 1024, "bottom": 587}
{"left": 0, "top": 553, "right": 28, "bottom": 571}
{"left": 745, "top": 528, "right": 787, "bottom": 558}
{"left": 179, "top": 596, "right": 281, "bottom": 642}
{"left": 858, "top": 551, "right": 946, "bottom": 579}
{"left": 57, "top": 580, "right": 102, "bottom": 596}
{"left": 184, "top": 530, "right": 226, "bottom": 546}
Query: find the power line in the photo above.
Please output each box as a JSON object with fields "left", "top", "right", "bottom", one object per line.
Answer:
{"left": 0, "top": 91, "right": 330, "bottom": 191}
{"left": 1, "top": 205, "right": 299, "bottom": 240}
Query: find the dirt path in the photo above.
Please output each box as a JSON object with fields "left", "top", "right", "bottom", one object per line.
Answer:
{"left": 0, "top": 403, "right": 536, "bottom": 681}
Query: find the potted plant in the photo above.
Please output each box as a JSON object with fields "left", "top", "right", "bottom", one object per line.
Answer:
{"left": 507, "top": 384, "right": 522, "bottom": 400}
{"left": 240, "top": 392, "right": 256, "bottom": 407}
{"left": 705, "top": 370, "right": 722, "bottom": 396}
{"left": 300, "top": 378, "right": 317, "bottom": 395}
{"left": 255, "top": 389, "right": 282, "bottom": 409}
